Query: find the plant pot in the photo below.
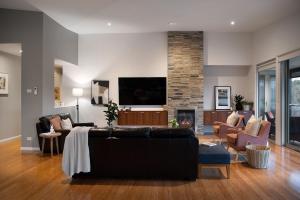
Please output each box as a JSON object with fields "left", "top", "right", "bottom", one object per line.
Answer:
{"left": 235, "top": 103, "right": 243, "bottom": 111}
{"left": 243, "top": 105, "right": 250, "bottom": 111}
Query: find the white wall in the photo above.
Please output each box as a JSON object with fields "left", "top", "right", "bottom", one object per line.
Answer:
{"left": 0, "top": 51, "right": 21, "bottom": 140}
{"left": 203, "top": 65, "right": 251, "bottom": 110}
{"left": 77, "top": 33, "right": 167, "bottom": 126}
{"left": 204, "top": 32, "right": 252, "bottom": 66}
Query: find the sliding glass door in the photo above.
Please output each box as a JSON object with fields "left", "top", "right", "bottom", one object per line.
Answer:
{"left": 257, "top": 67, "right": 276, "bottom": 140}
{"left": 285, "top": 56, "right": 300, "bottom": 150}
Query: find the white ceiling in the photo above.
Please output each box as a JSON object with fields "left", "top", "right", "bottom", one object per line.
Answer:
{"left": 0, "top": 0, "right": 300, "bottom": 34}
{"left": 0, "top": 44, "right": 22, "bottom": 57}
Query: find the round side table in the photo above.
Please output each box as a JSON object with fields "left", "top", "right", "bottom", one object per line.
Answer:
{"left": 39, "top": 132, "right": 61, "bottom": 156}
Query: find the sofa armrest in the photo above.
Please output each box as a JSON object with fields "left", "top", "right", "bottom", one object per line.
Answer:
{"left": 73, "top": 122, "right": 95, "bottom": 127}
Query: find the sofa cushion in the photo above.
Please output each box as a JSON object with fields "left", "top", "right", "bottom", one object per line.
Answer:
{"left": 226, "top": 111, "right": 239, "bottom": 126}
{"left": 150, "top": 128, "right": 194, "bottom": 138}
{"left": 245, "top": 115, "right": 261, "bottom": 136}
{"left": 88, "top": 128, "right": 110, "bottom": 138}
{"left": 198, "top": 144, "right": 230, "bottom": 164}
{"left": 112, "top": 128, "right": 150, "bottom": 138}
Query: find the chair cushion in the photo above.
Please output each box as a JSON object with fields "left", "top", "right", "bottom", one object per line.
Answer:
{"left": 61, "top": 118, "right": 73, "bottom": 130}
{"left": 245, "top": 115, "right": 261, "bottom": 136}
{"left": 49, "top": 115, "right": 62, "bottom": 131}
{"left": 226, "top": 111, "right": 239, "bottom": 126}
{"left": 198, "top": 144, "right": 230, "bottom": 164}
{"left": 59, "top": 113, "right": 75, "bottom": 125}
{"left": 227, "top": 133, "right": 237, "bottom": 144}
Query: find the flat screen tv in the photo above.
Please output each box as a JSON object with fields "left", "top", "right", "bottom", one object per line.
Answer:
{"left": 118, "top": 77, "right": 166, "bottom": 105}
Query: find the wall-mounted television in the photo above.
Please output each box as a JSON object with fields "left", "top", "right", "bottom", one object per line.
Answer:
{"left": 118, "top": 77, "right": 167, "bottom": 105}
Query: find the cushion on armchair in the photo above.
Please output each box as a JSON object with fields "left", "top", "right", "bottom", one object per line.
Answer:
{"left": 245, "top": 115, "right": 261, "bottom": 136}
{"left": 61, "top": 118, "right": 73, "bottom": 130}
{"left": 226, "top": 111, "right": 239, "bottom": 126}
{"left": 49, "top": 115, "right": 62, "bottom": 131}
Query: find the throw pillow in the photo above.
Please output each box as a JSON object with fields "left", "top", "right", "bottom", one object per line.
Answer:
{"left": 61, "top": 118, "right": 73, "bottom": 130}
{"left": 226, "top": 111, "right": 239, "bottom": 126}
{"left": 49, "top": 115, "right": 62, "bottom": 131}
{"left": 245, "top": 115, "right": 261, "bottom": 136}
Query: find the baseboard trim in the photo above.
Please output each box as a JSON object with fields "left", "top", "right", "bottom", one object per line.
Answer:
{"left": 0, "top": 135, "right": 21, "bottom": 143}
{"left": 20, "top": 147, "right": 40, "bottom": 152}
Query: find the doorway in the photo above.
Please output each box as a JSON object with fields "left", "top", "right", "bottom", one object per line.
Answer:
{"left": 0, "top": 43, "right": 22, "bottom": 143}
{"left": 257, "top": 66, "right": 276, "bottom": 141}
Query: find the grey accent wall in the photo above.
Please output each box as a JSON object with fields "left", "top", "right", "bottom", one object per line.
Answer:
{"left": 0, "top": 9, "right": 78, "bottom": 148}
{"left": 42, "top": 14, "right": 78, "bottom": 117}
{"left": 0, "top": 8, "right": 43, "bottom": 148}
{"left": 0, "top": 51, "right": 21, "bottom": 140}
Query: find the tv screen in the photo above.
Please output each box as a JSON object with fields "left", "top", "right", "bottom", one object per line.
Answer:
{"left": 118, "top": 77, "right": 167, "bottom": 105}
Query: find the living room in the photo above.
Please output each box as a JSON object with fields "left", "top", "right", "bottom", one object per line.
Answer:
{"left": 0, "top": 0, "right": 300, "bottom": 200}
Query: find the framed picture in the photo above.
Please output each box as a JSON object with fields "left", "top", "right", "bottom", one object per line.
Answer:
{"left": 215, "top": 86, "right": 231, "bottom": 110}
{"left": 91, "top": 80, "right": 109, "bottom": 105}
{"left": 0, "top": 72, "right": 8, "bottom": 94}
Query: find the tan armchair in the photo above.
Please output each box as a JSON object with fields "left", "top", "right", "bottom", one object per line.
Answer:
{"left": 213, "top": 115, "right": 245, "bottom": 139}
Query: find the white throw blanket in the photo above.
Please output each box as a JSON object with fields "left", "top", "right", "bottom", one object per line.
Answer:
{"left": 62, "top": 126, "right": 91, "bottom": 177}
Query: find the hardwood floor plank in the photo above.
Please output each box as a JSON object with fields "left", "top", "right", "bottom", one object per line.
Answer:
{"left": 0, "top": 138, "right": 300, "bottom": 200}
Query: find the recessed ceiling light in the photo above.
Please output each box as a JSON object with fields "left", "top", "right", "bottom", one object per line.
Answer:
{"left": 168, "top": 22, "right": 176, "bottom": 26}
{"left": 230, "top": 21, "right": 235, "bottom": 26}
{"left": 107, "top": 22, "right": 112, "bottom": 27}
{"left": 19, "top": 50, "right": 23, "bottom": 53}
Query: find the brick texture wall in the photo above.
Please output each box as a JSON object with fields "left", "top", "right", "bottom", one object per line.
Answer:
{"left": 166, "top": 31, "right": 204, "bottom": 133}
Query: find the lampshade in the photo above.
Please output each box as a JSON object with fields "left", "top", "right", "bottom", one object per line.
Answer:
{"left": 72, "top": 88, "right": 83, "bottom": 97}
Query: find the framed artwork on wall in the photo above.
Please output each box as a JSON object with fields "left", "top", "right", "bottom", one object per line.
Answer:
{"left": 91, "top": 80, "right": 109, "bottom": 105}
{"left": 215, "top": 86, "right": 231, "bottom": 110}
{"left": 0, "top": 72, "right": 8, "bottom": 94}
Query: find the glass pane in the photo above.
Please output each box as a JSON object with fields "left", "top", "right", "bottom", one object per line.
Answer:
{"left": 287, "top": 56, "right": 300, "bottom": 147}
{"left": 257, "top": 68, "right": 276, "bottom": 140}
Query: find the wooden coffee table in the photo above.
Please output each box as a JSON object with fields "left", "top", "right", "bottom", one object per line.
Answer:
{"left": 39, "top": 132, "right": 61, "bottom": 156}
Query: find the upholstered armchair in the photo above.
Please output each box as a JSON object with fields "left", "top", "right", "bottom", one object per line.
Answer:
{"left": 213, "top": 115, "right": 245, "bottom": 139}
{"left": 227, "top": 121, "right": 271, "bottom": 159}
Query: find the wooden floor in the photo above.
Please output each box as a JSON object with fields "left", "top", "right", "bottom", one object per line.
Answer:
{"left": 0, "top": 138, "right": 300, "bottom": 200}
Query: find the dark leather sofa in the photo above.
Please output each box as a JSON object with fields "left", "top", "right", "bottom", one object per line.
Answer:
{"left": 36, "top": 113, "right": 94, "bottom": 153}
{"left": 74, "top": 127, "right": 199, "bottom": 180}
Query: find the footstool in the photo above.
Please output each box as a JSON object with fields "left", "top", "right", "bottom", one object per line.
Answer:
{"left": 198, "top": 144, "right": 231, "bottom": 179}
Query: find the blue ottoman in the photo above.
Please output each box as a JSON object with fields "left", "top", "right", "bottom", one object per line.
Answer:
{"left": 198, "top": 144, "right": 231, "bottom": 178}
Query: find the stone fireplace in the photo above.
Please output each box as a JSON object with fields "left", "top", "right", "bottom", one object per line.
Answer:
{"left": 166, "top": 31, "right": 204, "bottom": 133}
{"left": 176, "top": 108, "right": 196, "bottom": 131}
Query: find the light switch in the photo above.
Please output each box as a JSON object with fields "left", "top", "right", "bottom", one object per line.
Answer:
{"left": 26, "top": 89, "right": 32, "bottom": 94}
{"left": 34, "top": 87, "right": 38, "bottom": 95}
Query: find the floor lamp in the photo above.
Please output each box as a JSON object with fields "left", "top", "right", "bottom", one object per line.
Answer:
{"left": 72, "top": 88, "right": 83, "bottom": 123}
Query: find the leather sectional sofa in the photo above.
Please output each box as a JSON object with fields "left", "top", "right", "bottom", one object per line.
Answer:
{"left": 36, "top": 113, "right": 199, "bottom": 180}
{"left": 82, "top": 127, "right": 199, "bottom": 180}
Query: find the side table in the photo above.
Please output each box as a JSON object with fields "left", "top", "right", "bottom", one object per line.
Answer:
{"left": 39, "top": 132, "right": 62, "bottom": 156}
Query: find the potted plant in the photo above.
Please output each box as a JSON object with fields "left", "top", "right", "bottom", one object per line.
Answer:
{"left": 103, "top": 100, "right": 119, "bottom": 127}
{"left": 234, "top": 94, "right": 244, "bottom": 111}
{"left": 169, "top": 119, "right": 179, "bottom": 128}
{"left": 242, "top": 101, "right": 254, "bottom": 111}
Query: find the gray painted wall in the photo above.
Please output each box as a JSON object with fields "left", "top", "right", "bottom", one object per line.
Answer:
{"left": 0, "top": 51, "right": 21, "bottom": 140}
{"left": 0, "top": 8, "right": 43, "bottom": 148}
{"left": 0, "top": 9, "right": 78, "bottom": 148}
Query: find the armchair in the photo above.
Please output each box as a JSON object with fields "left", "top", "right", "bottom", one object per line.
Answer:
{"left": 36, "top": 113, "right": 95, "bottom": 153}
{"left": 213, "top": 115, "right": 245, "bottom": 139}
{"left": 227, "top": 121, "right": 271, "bottom": 159}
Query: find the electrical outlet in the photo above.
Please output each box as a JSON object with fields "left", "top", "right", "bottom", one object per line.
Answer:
{"left": 26, "top": 137, "right": 32, "bottom": 141}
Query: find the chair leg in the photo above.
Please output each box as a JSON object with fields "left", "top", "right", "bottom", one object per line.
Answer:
{"left": 50, "top": 138, "right": 53, "bottom": 157}
{"left": 41, "top": 138, "right": 45, "bottom": 155}
{"left": 55, "top": 137, "right": 59, "bottom": 155}
{"left": 226, "top": 165, "right": 230, "bottom": 179}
